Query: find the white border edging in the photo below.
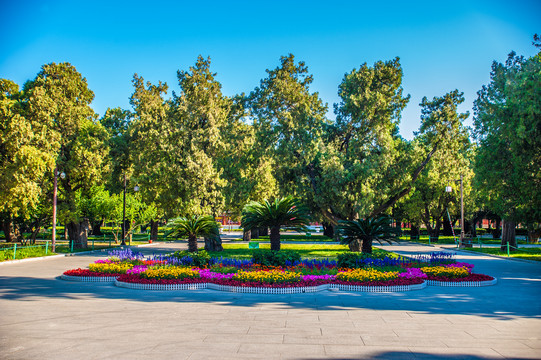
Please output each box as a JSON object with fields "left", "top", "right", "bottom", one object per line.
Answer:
{"left": 114, "top": 280, "right": 207, "bottom": 291}
{"left": 61, "top": 274, "right": 118, "bottom": 282}
{"left": 426, "top": 277, "right": 497, "bottom": 287}
{"left": 207, "top": 283, "right": 331, "bottom": 294}
{"left": 334, "top": 282, "right": 426, "bottom": 292}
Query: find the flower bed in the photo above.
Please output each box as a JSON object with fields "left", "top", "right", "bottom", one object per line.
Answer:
{"left": 61, "top": 250, "right": 496, "bottom": 292}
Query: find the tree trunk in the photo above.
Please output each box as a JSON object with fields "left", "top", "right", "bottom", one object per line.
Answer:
{"left": 442, "top": 217, "right": 453, "bottom": 236}
{"left": 323, "top": 223, "right": 334, "bottom": 238}
{"left": 361, "top": 237, "right": 373, "bottom": 254}
{"left": 91, "top": 220, "right": 103, "bottom": 235}
{"left": 64, "top": 225, "right": 68, "bottom": 240}
{"left": 66, "top": 219, "right": 89, "bottom": 249}
{"left": 501, "top": 220, "right": 516, "bottom": 251}
{"left": 493, "top": 219, "right": 501, "bottom": 239}
{"left": 204, "top": 234, "right": 223, "bottom": 252}
{"left": 2, "top": 217, "right": 14, "bottom": 243}
{"left": 269, "top": 226, "right": 281, "bottom": 251}
{"left": 259, "top": 227, "right": 269, "bottom": 236}
{"left": 348, "top": 239, "right": 361, "bottom": 252}
{"left": 188, "top": 234, "right": 198, "bottom": 252}
{"left": 410, "top": 224, "right": 420, "bottom": 238}
{"left": 243, "top": 229, "right": 251, "bottom": 242}
{"left": 150, "top": 220, "right": 159, "bottom": 242}
{"left": 251, "top": 228, "right": 259, "bottom": 239}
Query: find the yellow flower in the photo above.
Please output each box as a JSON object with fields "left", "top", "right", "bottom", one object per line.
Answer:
{"left": 233, "top": 270, "right": 301, "bottom": 283}
{"left": 336, "top": 268, "right": 398, "bottom": 282}
{"left": 421, "top": 266, "right": 469, "bottom": 278}
{"left": 142, "top": 266, "right": 200, "bottom": 280}
{"left": 89, "top": 263, "right": 133, "bottom": 274}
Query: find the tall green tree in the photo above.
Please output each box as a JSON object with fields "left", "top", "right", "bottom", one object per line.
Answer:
{"left": 169, "top": 55, "right": 229, "bottom": 216}
{"left": 129, "top": 73, "right": 170, "bottom": 241}
{"left": 317, "top": 58, "right": 412, "bottom": 223}
{"left": 473, "top": 42, "right": 541, "bottom": 250}
{"left": 0, "top": 79, "right": 56, "bottom": 241}
{"left": 249, "top": 54, "right": 328, "bottom": 201}
{"left": 23, "top": 62, "right": 109, "bottom": 248}
{"left": 400, "top": 90, "right": 473, "bottom": 239}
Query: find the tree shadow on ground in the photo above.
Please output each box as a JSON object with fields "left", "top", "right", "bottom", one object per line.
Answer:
{"left": 1, "top": 274, "right": 540, "bottom": 321}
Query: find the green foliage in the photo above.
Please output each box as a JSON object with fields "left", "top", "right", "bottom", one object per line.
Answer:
{"left": 241, "top": 196, "right": 310, "bottom": 230}
{"left": 251, "top": 249, "right": 301, "bottom": 266}
{"left": 473, "top": 47, "right": 541, "bottom": 229}
{"left": 398, "top": 90, "right": 473, "bottom": 235}
{"left": 337, "top": 249, "right": 399, "bottom": 268}
{"left": 338, "top": 215, "right": 400, "bottom": 253}
{"left": 172, "top": 250, "right": 212, "bottom": 267}
{"left": 165, "top": 215, "right": 220, "bottom": 252}
{"left": 0, "top": 78, "right": 56, "bottom": 219}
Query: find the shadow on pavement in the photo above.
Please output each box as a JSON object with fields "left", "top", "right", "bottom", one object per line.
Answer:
{"left": 1, "top": 274, "right": 540, "bottom": 321}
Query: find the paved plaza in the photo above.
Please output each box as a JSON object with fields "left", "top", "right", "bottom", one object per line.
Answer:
{"left": 1, "top": 241, "right": 540, "bottom": 360}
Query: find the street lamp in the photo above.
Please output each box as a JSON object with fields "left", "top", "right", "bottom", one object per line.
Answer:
{"left": 445, "top": 174, "right": 464, "bottom": 247}
{"left": 121, "top": 174, "right": 139, "bottom": 246}
{"left": 52, "top": 169, "right": 66, "bottom": 252}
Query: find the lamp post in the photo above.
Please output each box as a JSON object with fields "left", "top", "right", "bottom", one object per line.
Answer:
{"left": 446, "top": 174, "right": 464, "bottom": 247}
{"left": 52, "top": 168, "right": 66, "bottom": 252}
{"left": 121, "top": 174, "right": 139, "bottom": 246}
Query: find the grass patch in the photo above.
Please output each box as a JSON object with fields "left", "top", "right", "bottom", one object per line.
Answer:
{"left": 209, "top": 243, "right": 393, "bottom": 260}
{"left": 256, "top": 234, "right": 334, "bottom": 242}
{"left": 464, "top": 247, "right": 541, "bottom": 261}
{"left": 0, "top": 245, "right": 54, "bottom": 261}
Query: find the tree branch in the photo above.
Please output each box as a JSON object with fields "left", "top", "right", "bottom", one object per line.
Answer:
{"left": 369, "top": 142, "right": 439, "bottom": 217}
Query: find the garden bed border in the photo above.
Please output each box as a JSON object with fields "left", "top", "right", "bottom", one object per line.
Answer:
{"left": 60, "top": 274, "right": 118, "bottom": 282}
{"left": 426, "top": 278, "right": 497, "bottom": 287}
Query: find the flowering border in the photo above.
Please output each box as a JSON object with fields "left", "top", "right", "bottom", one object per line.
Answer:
{"left": 60, "top": 274, "right": 118, "bottom": 282}
{"left": 426, "top": 278, "right": 497, "bottom": 287}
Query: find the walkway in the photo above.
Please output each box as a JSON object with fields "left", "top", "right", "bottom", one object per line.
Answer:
{"left": 0, "top": 242, "right": 540, "bottom": 359}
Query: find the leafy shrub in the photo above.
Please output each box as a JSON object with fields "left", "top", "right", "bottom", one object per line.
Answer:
{"left": 251, "top": 249, "right": 301, "bottom": 267}
{"left": 172, "top": 250, "right": 211, "bottom": 268}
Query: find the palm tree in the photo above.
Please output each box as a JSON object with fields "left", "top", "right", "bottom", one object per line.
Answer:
{"left": 337, "top": 215, "right": 400, "bottom": 253}
{"left": 165, "top": 215, "right": 219, "bottom": 252}
{"left": 241, "top": 196, "right": 310, "bottom": 251}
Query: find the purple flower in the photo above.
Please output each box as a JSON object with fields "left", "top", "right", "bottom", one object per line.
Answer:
{"left": 198, "top": 269, "right": 236, "bottom": 280}
{"left": 301, "top": 274, "right": 336, "bottom": 281}
{"left": 398, "top": 268, "right": 427, "bottom": 279}
{"left": 126, "top": 265, "right": 148, "bottom": 275}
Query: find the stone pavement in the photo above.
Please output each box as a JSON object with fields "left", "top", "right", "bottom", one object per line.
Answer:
{"left": 0, "top": 242, "right": 540, "bottom": 360}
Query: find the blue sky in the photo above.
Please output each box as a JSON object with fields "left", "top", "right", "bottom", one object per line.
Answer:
{"left": 1, "top": 0, "right": 539, "bottom": 139}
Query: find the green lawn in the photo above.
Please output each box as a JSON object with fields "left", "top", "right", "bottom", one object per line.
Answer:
{"left": 209, "top": 243, "right": 393, "bottom": 260}
{"left": 464, "top": 247, "right": 541, "bottom": 261}
{"left": 254, "top": 234, "right": 335, "bottom": 242}
{"left": 0, "top": 244, "right": 54, "bottom": 261}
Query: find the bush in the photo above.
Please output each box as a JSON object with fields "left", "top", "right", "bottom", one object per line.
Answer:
{"left": 172, "top": 250, "right": 211, "bottom": 268}
{"left": 337, "top": 252, "right": 369, "bottom": 269}
{"left": 251, "top": 249, "right": 301, "bottom": 267}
